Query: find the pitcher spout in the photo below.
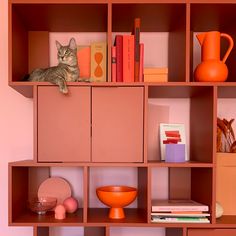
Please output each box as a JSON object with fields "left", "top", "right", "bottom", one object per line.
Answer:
{"left": 196, "top": 33, "right": 206, "bottom": 45}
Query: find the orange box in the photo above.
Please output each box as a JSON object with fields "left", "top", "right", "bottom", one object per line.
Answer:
{"left": 216, "top": 152, "right": 236, "bottom": 215}
{"left": 77, "top": 45, "right": 91, "bottom": 79}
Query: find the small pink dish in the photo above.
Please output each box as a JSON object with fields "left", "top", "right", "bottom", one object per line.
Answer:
{"left": 28, "top": 196, "right": 57, "bottom": 214}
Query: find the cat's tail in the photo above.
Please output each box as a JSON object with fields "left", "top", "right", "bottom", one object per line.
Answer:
{"left": 22, "top": 74, "right": 30, "bottom": 81}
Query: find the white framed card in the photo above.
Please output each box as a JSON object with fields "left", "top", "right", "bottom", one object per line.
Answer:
{"left": 160, "top": 123, "right": 188, "bottom": 161}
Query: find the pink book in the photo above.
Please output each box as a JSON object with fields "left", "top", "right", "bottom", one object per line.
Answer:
{"left": 111, "top": 46, "right": 117, "bottom": 82}
{"left": 139, "top": 43, "right": 144, "bottom": 82}
{"left": 115, "top": 35, "right": 123, "bottom": 82}
{"left": 152, "top": 199, "right": 209, "bottom": 212}
{"left": 123, "top": 35, "right": 134, "bottom": 82}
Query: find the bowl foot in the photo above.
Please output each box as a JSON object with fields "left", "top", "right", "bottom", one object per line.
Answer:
{"left": 109, "top": 207, "right": 125, "bottom": 219}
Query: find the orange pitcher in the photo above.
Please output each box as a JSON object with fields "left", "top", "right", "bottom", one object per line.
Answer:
{"left": 194, "top": 31, "right": 234, "bottom": 82}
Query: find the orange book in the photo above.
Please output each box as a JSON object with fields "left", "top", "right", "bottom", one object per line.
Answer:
{"left": 139, "top": 43, "right": 144, "bottom": 82}
{"left": 123, "top": 35, "right": 134, "bottom": 82}
{"left": 77, "top": 46, "right": 91, "bottom": 79}
{"left": 111, "top": 46, "right": 117, "bottom": 82}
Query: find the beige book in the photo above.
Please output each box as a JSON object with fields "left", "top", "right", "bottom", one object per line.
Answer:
{"left": 90, "top": 42, "right": 107, "bottom": 82}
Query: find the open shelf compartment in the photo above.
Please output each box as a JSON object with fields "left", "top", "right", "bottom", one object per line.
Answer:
{"left": 151, "top": 167, "right": 213, "bottom": 224}
{"left": 190, "top": 3, "right": 236, "bottom": 82}
{"left": 9, "top": 163, "right": 84, "bottom": 225}
{"left": 87, "top": 166, "right": 148, "bottom": 223}
{"left": 9, "top": 2, "right": 108, "bottom": 96}
{"left": 147, "top": 85, "right": 214, "bottom": 164}
{"left": 112, "top": 3, "right": 187, "bottom": 82}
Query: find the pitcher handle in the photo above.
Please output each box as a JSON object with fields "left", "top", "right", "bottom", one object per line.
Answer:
{"left": 221, "top": 33, "right": 234, "bottom": 63}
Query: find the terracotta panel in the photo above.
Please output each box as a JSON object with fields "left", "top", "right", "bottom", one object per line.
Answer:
{"left": 188, "top": 229, "right": 236, "bottom": 236}
{"left": 169, "top": 167, "right": 191, "bottom": 200}
{"left": 92, "top": 87, "right": 144, "bottom": 162}
{"left": 35, "top": 227, "right": 49, "bottom": 236}
{"left": 38, "top": 86, "right": 91, "bottom": 162}
{"left": 188, "top": 229, "right": 214, "bottom": 236}
{"left": 214, "top": 229, "right": 236, "bottom": 236}
{"left": 216, "top": 153, "right": 236, "bottom": 215}
{"left": 28, "top": 31, "right": 49, "bottom": 73}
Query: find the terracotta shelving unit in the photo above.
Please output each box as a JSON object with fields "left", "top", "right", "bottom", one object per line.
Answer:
{"left": 8, "top": 0, "right": 236, "bottom": 236}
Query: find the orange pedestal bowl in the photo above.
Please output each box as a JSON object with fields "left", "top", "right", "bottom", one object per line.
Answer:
{"left": 96, "top": 186, "right": 137, "bottom": 219}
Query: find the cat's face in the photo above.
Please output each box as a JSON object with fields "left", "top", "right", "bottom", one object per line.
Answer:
{"left": 56, "top": 38, "right": 77, "bottom": 66}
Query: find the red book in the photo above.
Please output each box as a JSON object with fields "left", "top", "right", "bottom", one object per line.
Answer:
{"left": 111, "top": 46, "right": 117, "bottom": 82}
{"left": 123, "top": 35, "right": 134, "bottom": 82}
{"left": 133, "top": 18, "right": 141, "bottom": 82}
{"left": 114, "top": 35, "right": 123, "bottom": 82}
{"left": 139, "top": 43, "right": 144, "bottom": 82}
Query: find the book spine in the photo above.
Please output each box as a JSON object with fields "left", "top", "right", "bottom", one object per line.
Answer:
{"left": 134, "top": 18, "right": 141, "bottom": 82}
{"left": 115, "top": 35, "right": 123, "bottom": 82}
{"left": 111, "top": 46, "right": 117, "bottom": 82}
{"left": 90, "top": 42, "right": 107, "bottom": 82}
{"left": 139, "top": 43, "right": 144, "bottom": 82}
{"left": 151, "top": 218, "right": 210, "bottom": 223}
{"left": 123, "top": 35, "right": 134, "bottom": 82}
{"left": 152, "top": 206, "right": 209, "bottom": 212}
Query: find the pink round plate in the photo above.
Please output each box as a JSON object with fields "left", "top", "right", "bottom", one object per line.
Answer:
{"left": 38, "top": 177, "right": 72, "bottom": 205}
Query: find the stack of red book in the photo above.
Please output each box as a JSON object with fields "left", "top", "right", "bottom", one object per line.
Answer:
{"left": 112, "top": 18, "right": 144, "bottom": 83}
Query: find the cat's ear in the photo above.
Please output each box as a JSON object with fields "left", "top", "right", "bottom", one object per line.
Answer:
{"left": 69, "top": 38, "right": 77, "bottom": 50}
{"left": 55, "top": 40, "right": 62, "bottom": 50}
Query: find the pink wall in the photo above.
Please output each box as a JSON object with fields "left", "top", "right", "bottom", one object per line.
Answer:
{"left": 0, "top": 0, "right": 33, "bottom": 235}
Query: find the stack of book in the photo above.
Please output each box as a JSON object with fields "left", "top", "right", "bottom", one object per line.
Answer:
{"left": 144, "top": 67, "right": 168, "bottom": 82}
{"left": 112, "top": 18, "right": 144, "bottom": 83}
{"left": 151, "top": 199, "right": 210, "bottom": 223}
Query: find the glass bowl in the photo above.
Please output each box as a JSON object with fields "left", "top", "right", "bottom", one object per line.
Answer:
{"left": 28, "top": 197, "right": 57, "bottom": 214}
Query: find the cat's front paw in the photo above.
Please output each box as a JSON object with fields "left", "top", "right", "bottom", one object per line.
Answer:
{"left": 60, "top": 86, "right": 68, "bottom": 94}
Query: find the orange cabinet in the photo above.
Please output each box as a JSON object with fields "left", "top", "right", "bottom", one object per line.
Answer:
{"left": 91, "top": 87, "right": 144, "bottom": 162}
{"left": 37, "top": 86, "right": 91, "bottom": 162}
{"left": 188, "top": 229, "right": 236, "bottom": 236}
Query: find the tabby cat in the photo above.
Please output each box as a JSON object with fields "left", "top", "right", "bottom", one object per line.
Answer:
{"left": 28, "top": 38, "right": 79, "bottom": 94}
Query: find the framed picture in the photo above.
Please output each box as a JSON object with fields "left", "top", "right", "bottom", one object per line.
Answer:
{"left": 160, "top": 123, "right": 187, "bottom": 161}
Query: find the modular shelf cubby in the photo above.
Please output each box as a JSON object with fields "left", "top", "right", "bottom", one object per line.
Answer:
{"left": 190, "top": 3, "right": 236, "bottom": 83}
{"left": 9, "top": 2, "right": 108, "bottom": 97}
{"left": 147, "top": 85, "right": 215, "bottom": 164}
{"left": 87, "top": 166, "right": 148, "bottom": 224}
{"left": 112, "top": 3, "right": 187, "bottom": 83}
{"left": 150, "top": 167, "right": 213, "bottom": 223}
{"left": 9, "top": 163, "right": 84, "bottom": 226}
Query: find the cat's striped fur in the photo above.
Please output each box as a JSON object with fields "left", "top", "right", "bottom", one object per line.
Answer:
{"left": 28, "top": 38, "right": 79, "bottom": 94}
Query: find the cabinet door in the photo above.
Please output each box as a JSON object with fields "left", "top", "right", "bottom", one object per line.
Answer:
{"left": 37, "top": 86, "right": 91, "bottom": 162}
{"left": 92, "top": 87, "right": 144, "bottom": 162}
{"left": 188, "top": 229, "right": 236, "bottom": 236}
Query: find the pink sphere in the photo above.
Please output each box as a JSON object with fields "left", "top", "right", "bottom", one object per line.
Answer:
{"left": 63, "top": 197, "right": 78, "bottom": 213}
